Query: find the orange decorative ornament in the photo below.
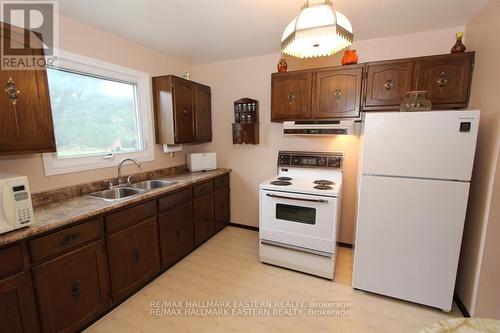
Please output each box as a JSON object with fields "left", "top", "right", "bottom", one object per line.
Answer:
{"left": 341, "top": 50, "right": 358, "bottom": 65}
{"left": 277, "top": 58, "right": 288, "bottom": 72}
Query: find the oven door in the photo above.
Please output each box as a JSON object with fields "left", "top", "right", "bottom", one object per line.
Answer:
{"left": 259, "top": 189, "right": 338, "bottom": 253}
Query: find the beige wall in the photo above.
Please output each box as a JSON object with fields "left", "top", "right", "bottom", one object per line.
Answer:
{"left": 0, "top": 15, "right": 193, "bottom": 193}
{"left": 456, "top": 0, "right": 500, "bottom": 318}
{"left": 193, "top": 27, "right": 463, "bottom": 244}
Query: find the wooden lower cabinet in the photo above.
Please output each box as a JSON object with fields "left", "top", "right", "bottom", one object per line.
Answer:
{"left": 0, "top": 272, "right": 40, "bottom": 333}
{"left": 32, "top": 241, "right": 109, "bottom": 333}
{"left": 214, "top": 186, "right": 230, "bottom": 232}
{"left": 193, "top": 192, "right": 215, "bottom": 246}
{"left": 158, "top": 202, "right": 194, "bottom": 269}
{"left": 106, "top": 217, "right": 160, "bottom": 303}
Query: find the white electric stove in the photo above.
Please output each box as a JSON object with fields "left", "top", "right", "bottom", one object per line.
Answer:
{"left": 259, "top": 151, "right": 343, "bottom": 279}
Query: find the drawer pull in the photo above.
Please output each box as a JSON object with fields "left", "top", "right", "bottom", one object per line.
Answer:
{"left": 334, "top": 88, "right": 342, "bottom": 100}
{"left": 436, "top": 72, "right": 449, "bottom": 88}
{"left": 384, "top": 79, "right": 394, "bottom": 90}
{"left": 133, "top": 249, "right": 140, "bottom": 263}
{"left": 287, "top": 92, "right": 295, "bottom": 103}
{"left": 61, "top": 233, "right": 80, "bottom": 246}
{"left": 70, "top": 281, "right": 81, "bottom": 298}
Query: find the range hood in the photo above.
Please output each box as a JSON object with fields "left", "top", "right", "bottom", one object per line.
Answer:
{"left": 283, "top": 120, "right": 354, "bottom": 136}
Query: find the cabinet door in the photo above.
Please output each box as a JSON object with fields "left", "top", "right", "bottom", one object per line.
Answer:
{"left": 214, "top": 186, "right": 230, "bottom": 232}
{"left": 158, "top": 201, "right": 194, "bottom": 269}
{"left": 173, "top": 77, "right": 196, "bottom": 143}
{"left": 363, "top": 61, "right": 415, "bottom": 110}
{"left": 314, "top": 67, "right": 362, "bottom": 118}
{"left": 271, "top": 72, "right": 312, "bottom": 121}
{"left": 32, "top": 242, "right": 109, "bottom": 333}
{"left": 106, "top": 217, "right": 160, "bottom": 303}
{"left": 193, "top": 192, "right": 215, "bottom": 246}
{"left": 414, "top": 53, "right": 473, "bottom": 108}
{"left": 195, "top": 85, "right": 212, "bottom": 143}
{"left": 0, "top": 272, "right": 40, "bottom": 333}
{"left": 0, "top": 24, "right": 56, "bottom": 154}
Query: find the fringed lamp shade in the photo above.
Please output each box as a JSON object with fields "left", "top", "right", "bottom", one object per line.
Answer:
{"left": 281, "top": 0, "right": 353, "bottom": 58}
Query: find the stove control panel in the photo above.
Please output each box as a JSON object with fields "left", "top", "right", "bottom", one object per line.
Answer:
{"left": 278, "top": 151, "right": 343, "bottom": 169}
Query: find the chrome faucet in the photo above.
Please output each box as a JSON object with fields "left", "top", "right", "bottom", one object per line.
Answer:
{"left": 117, "top": 158, "right": 141, "bottom": 185}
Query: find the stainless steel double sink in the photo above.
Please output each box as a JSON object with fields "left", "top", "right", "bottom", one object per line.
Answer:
{"left": 89, "top": 180, "right": 176, "bottom": 202}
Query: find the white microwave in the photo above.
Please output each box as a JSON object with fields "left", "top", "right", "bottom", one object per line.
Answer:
{"left": 0, "top": 174, "right": 34, "bottom": 235}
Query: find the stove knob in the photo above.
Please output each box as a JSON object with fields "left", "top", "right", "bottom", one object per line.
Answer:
{"left": 318, "top": 157, "right": 326, "bottom": 166}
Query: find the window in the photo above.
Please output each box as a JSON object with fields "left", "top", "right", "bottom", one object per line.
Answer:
{"left": 42, "top": 50, "right": 154, "bottom": 175}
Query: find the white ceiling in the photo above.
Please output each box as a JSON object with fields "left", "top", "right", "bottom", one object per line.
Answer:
{"left": 57, "top": 0, "right": 487, "bottom": 65}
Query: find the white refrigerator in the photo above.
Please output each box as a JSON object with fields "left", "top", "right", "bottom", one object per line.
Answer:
{"left": 352, "top": 110, "right": 480, "bottom": 311}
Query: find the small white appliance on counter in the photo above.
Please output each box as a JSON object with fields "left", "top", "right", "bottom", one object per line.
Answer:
{"left": 353, "top": 110, "right": 480, "bottom": 312}
{"left": 187, "top": 152, "right": 217, "bottom": 172}
{"left": 259, "top": 151, "right": 343, "bottom": 279}
{"left": 0, "top": 174, "right": 35, "bottom": 235}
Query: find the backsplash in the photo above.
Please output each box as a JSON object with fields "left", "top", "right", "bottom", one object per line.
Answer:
{"left": 31, "top": 164, "right": 188, "bottom": 208}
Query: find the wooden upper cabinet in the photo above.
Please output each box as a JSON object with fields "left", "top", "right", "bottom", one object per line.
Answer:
{"left": 0, "top": 23, "right": 56, "bottom": 155}
{"left": 414, "top": 52, "right": 474, "bottom": 108}
{"left": 271, "top": 72, "right": 312, "bottom": 121}
{"left": 195, "top": 85, "right": 212, "bottom": 143}
{"left": 153, "top": 75, "right": 212, "bottom": 145}
{"left": 172, "top": 77, "right": 196, "bottom": 143}
{"left": 363, "top": 61, "right": 415, "bottom": 110}
{"left": 314, "top": 67, "right": 363, "bottom": 118}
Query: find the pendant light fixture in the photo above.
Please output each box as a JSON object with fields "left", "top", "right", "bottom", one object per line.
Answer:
{"left": 281, "top": 0, "right": 353, "bottom": 58}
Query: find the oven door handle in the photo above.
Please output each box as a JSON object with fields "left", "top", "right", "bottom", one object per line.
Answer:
{"left": 266, "top": 193, "right": 328, "bottom": 203}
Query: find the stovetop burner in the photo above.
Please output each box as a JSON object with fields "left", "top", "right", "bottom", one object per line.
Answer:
{"left": 314, "top": 180, "right": 335, "bottom": 186}
{"left": 314, "top": 185, "right": 333, "bottom": 190}
{"left": 278, "top": 177, "right": 292, "bottom": 181}
{"left": 271, "top": 181, "right": 292, "bottom": 186}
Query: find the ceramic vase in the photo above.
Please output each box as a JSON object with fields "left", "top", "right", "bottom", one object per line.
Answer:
{"left": 277, "top": 58, "right": 288, "bottom": 73}
{"left": 341, "top": 50, "right": 358, "bottom": 65}
{"left": 451, "top": 32, "right": 466, "bottom": 54}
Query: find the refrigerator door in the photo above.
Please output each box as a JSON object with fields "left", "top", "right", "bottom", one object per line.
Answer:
{"left": 362, "top": 110, "right": 480, "bottom": 181}
{"left": 352, "top": 175, "right": 470, "bottom": 311}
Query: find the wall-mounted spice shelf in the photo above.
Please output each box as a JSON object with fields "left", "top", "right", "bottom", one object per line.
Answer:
{"left": 232, "top": 98, "right": 259, "bottom": 144}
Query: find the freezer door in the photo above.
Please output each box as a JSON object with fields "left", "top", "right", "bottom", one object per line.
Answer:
{"left": 352, "top": 175, "right": 470, "bottom": 311}
{"left": 362, "top": 110, "right": 480, "bottom": 181}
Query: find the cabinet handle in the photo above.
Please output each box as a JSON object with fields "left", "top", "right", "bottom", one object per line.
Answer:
{"left": 334, "top": 88, "right": 342, "bottom": 101}
{"left": 133, "top": 249, "right": 140, "bottom": 263}
{"left": 384, "top": 79, "right": 394, "bottom": 90}
{"left": 61, "top": 233, "right": 80, "bottom": 246}
{"left": 5, "top": 78, "right": 20, "bottom": 133}
{"left": 70, "top": 281, "right": 81, "bottom": 298}
{"left": 201, "top": 110, "right": 207, "bottom": 118}
{"left": 183, "top": 108, "right": 188, "bottom": 116}
{"left": 436, "top": 72, "right": 449, "bottom": 88}
{"left": 287, "top": 92, "right": 295, "bottom": 103}
{"left": 176, "top": 229, "right": 181, "bottom": 239}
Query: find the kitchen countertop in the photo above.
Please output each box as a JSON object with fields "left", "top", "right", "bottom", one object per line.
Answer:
{"left": 0, "top": 169, "right": 231, "bottom": 247}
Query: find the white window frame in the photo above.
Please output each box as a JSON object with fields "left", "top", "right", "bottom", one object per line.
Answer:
{"left": 42, "top": 50, "right": 155, "bottom": 176}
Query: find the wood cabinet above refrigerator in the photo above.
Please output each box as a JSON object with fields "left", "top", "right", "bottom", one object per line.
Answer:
{"left": 0, "top": 23, "right": 56, "bottom": 155}
{"left": 270, "top": 52, "right": 475, "bottom": 122}
{"left": 152, "top": 75, "right": 212, "bottom": 145}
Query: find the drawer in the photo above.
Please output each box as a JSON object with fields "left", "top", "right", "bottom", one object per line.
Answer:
{"left": 29, "top": 219, "right": 101, "bottom": 263}
{"left": 105, "top": 200, "right": 156, "bottom": 234}
{"left": 158, "top": 188, "right": 192, "bottom": 213}
{"left": 193, "top": 181, "right": 214, "bottom": 198}
{"left": 214, "top": 174, "right": 229, "bottom": 189}
{"left": 0, "top": 244, "right": 23, "bottom": 278}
